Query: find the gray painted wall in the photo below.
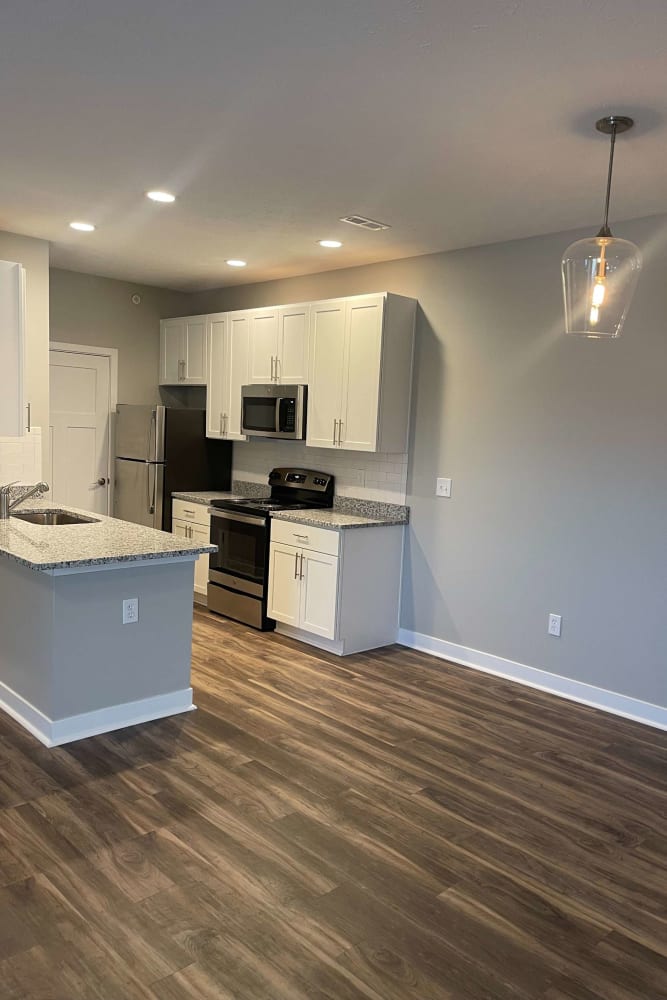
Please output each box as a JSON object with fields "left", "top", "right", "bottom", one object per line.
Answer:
{"left": 49, "top": 268, "right": 192, "bottom": 405}
{"left": 191, "top": 214, "right": 667, "bottom": 709}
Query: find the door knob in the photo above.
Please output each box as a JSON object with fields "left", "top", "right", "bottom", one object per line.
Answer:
{"left": 95, "top": 477, "right": 108, "bottom": 486}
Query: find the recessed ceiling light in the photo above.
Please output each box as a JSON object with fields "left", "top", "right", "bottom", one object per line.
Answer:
{"left": 226, "top": 259, "right": 247, "bottom": 267}
{"left": 146, "top": 190, "right": 176, "bottom": 203}
{"left": 69, "top": 221, "right": 95, "bottom": 232}
{"left": 318, "top": 239, "right": 343, "bottom": 248}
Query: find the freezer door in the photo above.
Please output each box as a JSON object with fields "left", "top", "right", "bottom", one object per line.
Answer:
{"left": 115, "top": 405, "right": 165, "bottom": 461}
{"left": 113, "top": 459, "right": 164, "bottom": 529}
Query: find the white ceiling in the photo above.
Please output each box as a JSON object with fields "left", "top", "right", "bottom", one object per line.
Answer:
{"left": 1, "top": 0, "right": 665, "bottom": 291}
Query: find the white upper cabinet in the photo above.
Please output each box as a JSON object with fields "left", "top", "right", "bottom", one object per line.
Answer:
{"left": 248, "top": 303, "right": 309, "bottom": 384}
{"left": 306, "top": 293, "right": 416, "bottom": 453}
{"left": 248, "top": 308, "right": 279, "bottom": 383}
{"left": 0, "top": 260, "right": 26, "bottom": 438}
{"left": 277, "top": 304, "right": 309, "bottom": 384}
{"left": 159, "top": 316, "right": 207, "bottom": 385}
{"left": 306, "top": 300, "right": 346, "bottom": 448}
{"left": 163, "top": 292, "right": 414, "bottom": 452}
{"left": 206, "top": 312, "right": 249, "bottom": 440}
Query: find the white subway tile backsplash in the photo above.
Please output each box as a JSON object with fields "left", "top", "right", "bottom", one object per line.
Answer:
{"left": 232, "top": 439, "right": 408, "bottom": 504}
{"left": 0, "top": 428, "right": 42, "bottom": 485}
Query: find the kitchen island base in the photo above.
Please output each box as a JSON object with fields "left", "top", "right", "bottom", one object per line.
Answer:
{"left": 0, "top": 556, "right": 197, "bottom": 746}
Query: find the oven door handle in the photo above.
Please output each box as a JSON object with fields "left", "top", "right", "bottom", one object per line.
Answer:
{"left": 210, "top": 509, "right": 265, "bottom": 527}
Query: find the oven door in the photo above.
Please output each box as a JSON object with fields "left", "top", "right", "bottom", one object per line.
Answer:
{"left": 209, "top": 510, "right": 268, "bottom": 597}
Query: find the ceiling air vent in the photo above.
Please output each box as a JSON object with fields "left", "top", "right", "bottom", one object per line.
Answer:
{"left": 339, "top": 215, "right": 391, "bottom": 231}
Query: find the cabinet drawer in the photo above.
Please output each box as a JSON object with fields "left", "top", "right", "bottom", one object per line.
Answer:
{"left": 270, "top": 518, "right": 340, "bottom": 556}
{"left": 172, "top": 499, "right": 211, "bottom": 528}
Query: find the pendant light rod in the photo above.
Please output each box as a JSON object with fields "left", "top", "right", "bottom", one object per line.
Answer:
{"left": 595, "top": 115, "right": 634, "bottom": 238}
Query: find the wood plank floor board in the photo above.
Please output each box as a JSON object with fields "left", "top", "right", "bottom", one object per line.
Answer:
{"left": 0, "top": 607, "right": 664, "bottom": 998}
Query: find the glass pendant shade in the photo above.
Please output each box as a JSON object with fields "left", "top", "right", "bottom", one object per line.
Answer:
{"left": 561, "top": 235, "right": 642, "bottom": 338}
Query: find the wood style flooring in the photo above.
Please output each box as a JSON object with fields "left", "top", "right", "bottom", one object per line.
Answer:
{"left": 0, "top": 609, "right": 666, "bottom": 999}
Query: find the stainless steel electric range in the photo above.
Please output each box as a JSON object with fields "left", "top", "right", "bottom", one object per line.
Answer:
{"left": 207, "top": 467, "right": 334, "bottom": 630}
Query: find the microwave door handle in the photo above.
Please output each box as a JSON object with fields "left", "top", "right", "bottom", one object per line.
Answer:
{"left": 275, "top": 398, "right": 282, "bottom": 433}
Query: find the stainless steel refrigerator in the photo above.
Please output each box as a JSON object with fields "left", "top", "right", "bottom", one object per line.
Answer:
{"left": 113, "top": 405, "right": 232, "bottom": 530}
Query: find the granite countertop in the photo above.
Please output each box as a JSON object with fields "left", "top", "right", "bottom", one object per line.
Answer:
{"left": 270, "top": 509, "right": 408, "bottom": 530}
{"left": 0, "top": 503, "right": 216, "bottom": 572}
{"left": 173, "top": 481, "right": 270, "bottom": 506}
{"left": 172, "top": 490, "right": 243, "bottom": 506}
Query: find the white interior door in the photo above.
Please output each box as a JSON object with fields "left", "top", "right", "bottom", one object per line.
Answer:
{"left": 49, "top": 349, "right": 112, "bottom": 514}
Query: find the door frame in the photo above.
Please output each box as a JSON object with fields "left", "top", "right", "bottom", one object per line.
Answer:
{"left": 49, "top": 342, "right": 119, "bottom": 515}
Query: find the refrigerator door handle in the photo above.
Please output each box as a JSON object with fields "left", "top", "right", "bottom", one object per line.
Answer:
{"left": 148, "top": 408, "right": 156, "bottom": 461}
{"left": 147, "top": 464, "right": 154, "bottom": 514}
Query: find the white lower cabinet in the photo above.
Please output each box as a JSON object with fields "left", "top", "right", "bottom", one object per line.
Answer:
{"left": 268, "top": 541, "right": 338, "bottom": 639}
{"left": 172, "top": 499, "right": 211, "bottom": 603}
{"left": 268, "top": 519, "right": 404, "bottom": 655}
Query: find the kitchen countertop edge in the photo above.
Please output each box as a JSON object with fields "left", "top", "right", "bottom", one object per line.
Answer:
{"left": 269, "top": 510, "right": 408, "bottom": 530}
{"left": 0, "top": 503, "right": 216, "bottom": 572}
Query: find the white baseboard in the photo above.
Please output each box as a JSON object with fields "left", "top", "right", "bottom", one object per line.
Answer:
{"left": 397, "top": 629, "right": 667, "bottom": 732}
{"left": 0, "top": 681, "right": 195, "bottom": 747}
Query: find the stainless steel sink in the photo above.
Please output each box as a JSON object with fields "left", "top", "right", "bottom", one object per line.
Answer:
{"left": 11, "top": 510, "right": 100, "bottom": 526}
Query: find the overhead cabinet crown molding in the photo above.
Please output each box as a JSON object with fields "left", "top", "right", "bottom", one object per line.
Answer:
{"left": 160, "top": 291, "right": 416, "bottom": 452}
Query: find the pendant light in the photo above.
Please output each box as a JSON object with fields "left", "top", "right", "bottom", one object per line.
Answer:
{"left": 561, "top": 115, "right": 641, "bottom": 338}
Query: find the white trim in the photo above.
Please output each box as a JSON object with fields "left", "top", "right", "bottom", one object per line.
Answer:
{"left": 398, "top": 629, "right": 667, "bottom": 732}
{"left": 49, "top": 342, "right": 119, "bottom": 515}
{"left": 0, "top": 680, "right": 195, "bottom": 747}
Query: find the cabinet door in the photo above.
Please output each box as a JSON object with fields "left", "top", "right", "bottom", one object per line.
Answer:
{"left": 223, "top": 313, "right": 250, "bottom": 440}
{"left": 172, "top": 518, "right": 188, "bottom": 540}
{"left": 339, "top": 295, "right": 384, "bottom": 452}
{"left": 159, "top": 319, "right": 184, "bottom": 385}
{"left": 267, "top": 542, "right": 302, "bottom": 626}
{"left": 206, "top": 314, "right": 226, "bottom": 438}
{"left": 306, "top": 300, "right": 346, "bottom": 449}
{"left": 248, "top": 309, "right": 279, "bottom": 383}
{"left": 0, "top": 261, "right": 25, "bottom": 437}
{"left": 182, "top": 318, "right": 207, "bottom": 384}
{"left": 300, "top": 550, "right": 338, "bottom": 639}
{"left": 277, "top": 304, "right": 309, "bottom": 384}
{"left": 192, "top": 522, "right": 211, "bottom": 597}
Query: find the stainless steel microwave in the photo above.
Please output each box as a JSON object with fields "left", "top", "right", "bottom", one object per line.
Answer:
{"left": 240, "top": 384, "right": 307, "bottom": 439}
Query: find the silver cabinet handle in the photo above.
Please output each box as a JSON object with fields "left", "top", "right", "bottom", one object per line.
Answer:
{"left": 299, "top": 552, "right": 304, "bottom": 580}
{"left": 274, "top": 356, "right": 280, "bottom": 382}
{"left": 337, "top": 420, "right": 344, "bottom": 447}
{"left": 294, "top": 550, "right": 299, "bottom": 579}
{"left": 271, "top": 356, "right": 274, "bottom": 381}
{"left": 26, "top": 403, "right": 31, "bottom": 433}
{"left": 223, "top": 413, "right": 228, "bottom": 436}
{"left": 219, "top": 412, "right": 223, "bottom": 435}
{"left": 178, "top": 360, "right": 185, "bottom": 381}
{"left": 332, "top": 418, "right": 337, "bottom": 446}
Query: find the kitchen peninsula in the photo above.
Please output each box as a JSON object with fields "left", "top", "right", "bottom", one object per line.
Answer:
{"left": 0, "top": 502, "right": 214, "bottom": 746}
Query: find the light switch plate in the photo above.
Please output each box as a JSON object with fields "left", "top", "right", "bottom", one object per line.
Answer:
{"left": 436, "top": 478, "right": 452, "bottom": 497}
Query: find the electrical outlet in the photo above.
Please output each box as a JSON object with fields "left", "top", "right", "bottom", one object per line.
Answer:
{"left": 436, "top": 478, "right": 452, "bottom": 498}
{"left": 548, "top": 613, "right": 561, "bottom": 637}
{"left": 122, "top": 598, "right": 139, "bottom": 625}
{"left": 345, "top": 469, "right": 365, "bottom": 487}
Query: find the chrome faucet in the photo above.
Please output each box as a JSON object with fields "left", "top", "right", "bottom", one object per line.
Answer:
{"left": 0, "top": 482, "right": 49, "bottom": 520}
